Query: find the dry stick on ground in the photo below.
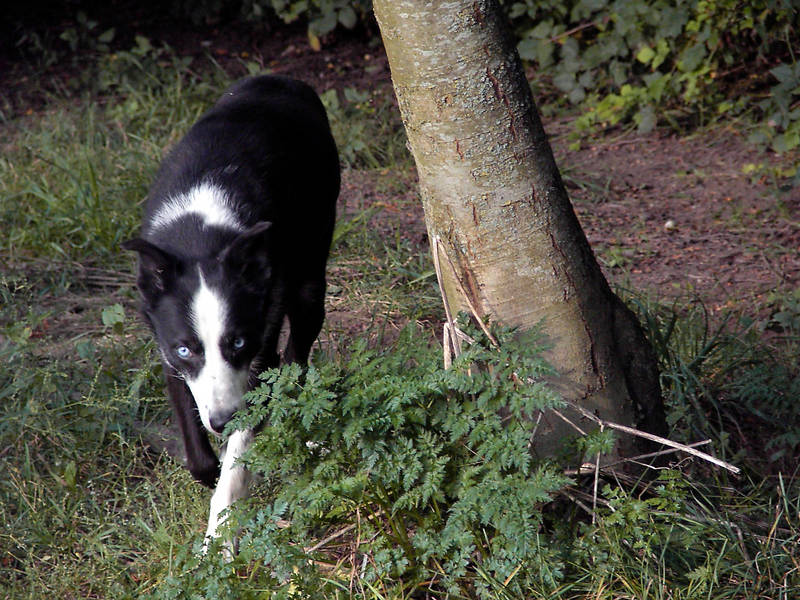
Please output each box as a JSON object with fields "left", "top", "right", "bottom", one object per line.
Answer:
{"left": 562, "top": 399, "right": 740, "bottom": 475}
{"left": 593, "top": 423, "right": 602, "bottom": 524}
{"left": 304, "top": 523, "right": 357, "bottom": 555}
{"left": 303, "top": 509, "right": 384, "bottom": 555}
{"left": 561, "top": 489, "right": 601, "bottom": 517}
{"left": 564, "top": 439, "right": 714, "bottom": 475}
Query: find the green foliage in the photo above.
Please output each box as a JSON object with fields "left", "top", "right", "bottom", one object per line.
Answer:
{"left": 764, "top": 286, "right": 800, "bottom": 334}
{"left": 0, "top": 270, "right": 181, "bottom": 598}
{"left": 0, "top": 60, "right": 421, "bottom": 595}
{"left": 95, "top": 37, "right": 197, "bottom": 97}
{"left": 168, "top": 0, "right": 230, "bottom": 25}
{"left": 3, "top": 33, "right": 403, "bottom": 265}
{"left": 194, "top": 0, "right": 799, "bottom": 153}
{"left": 4, "top": 9, "right": 800, "bottom": 597}
{"left": 164, "top": 0, "right": 372, "bottom": 38}
{"left": 726, "top": 356, "right": 800, "bottom": 462}
{"left": 262, "top": 0, "right": 373, "bottom": 37}
{"left": 155, "top": 318, "right": 570, "bottom": 598}
{"left": 504, "top": 0, "right": 799, "bottom": 151}
{"left": 564, "top": 471, "right": 800, "bottom": 598}
{"left": 321, "top": 86, "right": 410, "bottom": 169}
{"left": 58, "top": 11, "right": 116, "bottom": 55}
{"left": 149, "top": 309, "right": 800, "bottom": 599}
{"left": 12, "top": 1, "right": 797, "bottom": 157}
{"left": 11, "top": 10, "right": 116, "bottom": 75}
{"left": 1, "top": 108, "right": 137, "bottom": 264}
{"left": 11, "top": 12, "right": 188, "bottom": 98}
{"left": 627, "top": 290, "right": 800, "bottom": 470}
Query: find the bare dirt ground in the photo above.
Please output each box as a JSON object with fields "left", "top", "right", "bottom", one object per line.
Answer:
{"left": 4, "top": 9, "right": 798, "bottom": 321}
{"left": 561, "top": 129, "right": 799, "bottom": 314}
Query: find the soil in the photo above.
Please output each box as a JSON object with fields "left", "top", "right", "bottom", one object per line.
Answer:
{"left": 3, "top": 5, "right": 799, "bottom": 322}
{"left": 560, "top": 129, "right": 800, "bottom": 315}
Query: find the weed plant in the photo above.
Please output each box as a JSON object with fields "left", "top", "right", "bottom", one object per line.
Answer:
{"left": 628, "top": 291, "right": 800, "bottom": 471}
{"left": 0, "top": 36, "right": 430, "bottom": 598}
{"left": 321, "top": 87, "right": 410, "bottom": 170}
{"left": 148, "top": 312, "right": 800, "bottom": 599}
{"left": 154, "top": 318, "right": 569, "bottom": 598}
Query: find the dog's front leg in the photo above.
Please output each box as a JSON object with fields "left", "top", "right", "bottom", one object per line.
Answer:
{"left": 165, "top": 369, "right": 220, "bottom": 487}
{"left": 204, "top": 428, "right": 254, "bottom": 554}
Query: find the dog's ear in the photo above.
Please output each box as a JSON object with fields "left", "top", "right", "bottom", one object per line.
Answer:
{"left": 122, "top": 238, "right": 179, "bottom": 302}
{"left": 218, "top": 222, "right": 273, "bottom": 285}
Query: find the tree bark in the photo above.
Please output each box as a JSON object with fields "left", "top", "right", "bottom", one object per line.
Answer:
{"left": 373, "top": 0, "right": 666, "bottom": 457}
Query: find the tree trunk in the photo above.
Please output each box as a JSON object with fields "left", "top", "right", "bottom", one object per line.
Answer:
{"left": 373, "top": 0, "right": 666, "bottom": 458}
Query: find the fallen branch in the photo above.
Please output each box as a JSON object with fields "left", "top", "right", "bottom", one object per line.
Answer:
{"left": 564, "top": 440, "right": 713, "bottom": 475}
{"left": 562, "top": 399, "right": 740, "bottom": 475}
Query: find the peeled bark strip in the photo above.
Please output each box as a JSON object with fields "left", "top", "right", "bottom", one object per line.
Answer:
{"left": 373, "top": 0, "right": 666, "bottom": 457}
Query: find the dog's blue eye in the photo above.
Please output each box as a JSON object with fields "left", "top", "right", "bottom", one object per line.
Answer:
{"left": 176, "top": 346, "right": 192, "bottom": 359}
{"left": 232, "top": 337, "right": 245, "bottom": 350}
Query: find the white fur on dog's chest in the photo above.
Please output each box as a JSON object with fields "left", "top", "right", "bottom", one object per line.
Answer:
{"left": 204, "top": 428, "right": 254, "bottom": 555}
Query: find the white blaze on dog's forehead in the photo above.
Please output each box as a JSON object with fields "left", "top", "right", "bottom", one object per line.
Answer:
{"left": 191, "top": 270, "right": 228, "bottom": 353}
{"left": 149, "top": 181, "right": 243, "bottom": 232}
{"left": 186, "top": 269, "right": 248, "bottom": 433}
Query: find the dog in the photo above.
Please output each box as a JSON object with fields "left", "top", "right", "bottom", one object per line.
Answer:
{"left": 123, "top": 75, "right": 339, "bottom": 548}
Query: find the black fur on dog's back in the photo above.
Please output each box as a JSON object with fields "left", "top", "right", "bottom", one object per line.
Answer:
{"left": 145, "top": 75, "right": 339, "bottom": 266}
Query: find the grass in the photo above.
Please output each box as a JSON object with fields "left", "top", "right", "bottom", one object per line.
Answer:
{"left": 2, "top": 39, "right": 800, "bottom": 599}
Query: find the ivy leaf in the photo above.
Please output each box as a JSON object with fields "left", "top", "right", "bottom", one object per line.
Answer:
{"left": 677, "top": 42, "right": 706, "bottom": 73}
{"left": 771, "top": 63, "right": 797, "bottom": 84}
{"left": 98, "top": 28, "right": 115, "bottom": 44}
{"left": 772, "top": 130, "right": 800, "bottom": 154}
{"left": 651, "top": 39, "right": 671, "bottom": 70}
{"left": 529, "top": 20, "right": 554, "bottom": 39}
{"left": 636, "top": 46, "right": 655, "bottom": 65}
{"left": 517, "top": 38, "right": 538, "bottom": 61}
{"left": 553, "top": 71, "right": 576, "bottom": 93}
{"left": 658, "top": 6, "right": 689, "bottom": 38}
{"left": 310, "top": 9, "right": 338, "bottom": 36}
{"left": 508, "top": 3, "right": 528, "bottom": 19}
{"left": 338, "top": 6, "right": 357, "bottom": 29}
{"left": 569, "top": 86, "right": 586, "bottom": 104}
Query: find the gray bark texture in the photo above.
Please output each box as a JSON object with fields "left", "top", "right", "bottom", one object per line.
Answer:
{"left": 373, "top": 0, "right": 667, "bottom": 458}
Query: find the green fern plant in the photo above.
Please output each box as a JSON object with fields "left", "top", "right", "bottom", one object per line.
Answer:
{"left": 154, "top": 318, "right": 570, "bottom": 598}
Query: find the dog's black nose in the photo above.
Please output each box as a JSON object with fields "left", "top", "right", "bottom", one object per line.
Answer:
{"left": 209, "top": 409, "right": 237, "bottom": 434}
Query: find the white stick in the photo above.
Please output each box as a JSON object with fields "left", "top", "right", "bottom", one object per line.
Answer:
{"left": 563, "top": 400, "right": 740, "bottom": 474}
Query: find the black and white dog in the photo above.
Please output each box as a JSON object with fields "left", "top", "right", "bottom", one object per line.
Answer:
{"left": 123, "top": 75, "right": 339, "bottom": 546}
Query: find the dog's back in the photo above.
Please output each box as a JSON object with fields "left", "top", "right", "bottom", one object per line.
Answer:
{"left": 143, "top": 75, "right": 339, "bottom": 270}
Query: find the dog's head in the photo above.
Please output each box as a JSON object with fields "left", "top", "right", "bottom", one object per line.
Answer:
{"left": 123, "top": 222, "right": 273, "bottom": 435}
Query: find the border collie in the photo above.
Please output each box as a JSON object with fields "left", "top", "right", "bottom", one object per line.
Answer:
{"left": 123, "top": 75, "right": 339, "bottom": 548}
